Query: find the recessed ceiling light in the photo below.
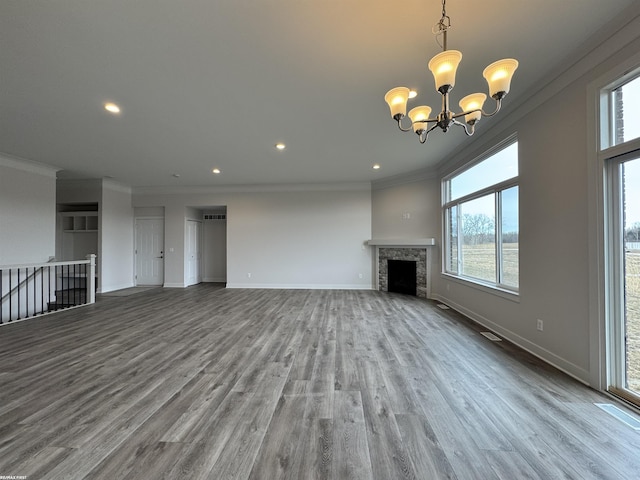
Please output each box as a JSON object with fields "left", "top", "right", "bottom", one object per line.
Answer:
{"left": 275, "top": 143, "right": 286, "bottom": 150}
{"left": 408, "top": 90, "right": 418, "bottom": 99}
{"left": 104, "top": 102, "right": 121, "bottom": 114}
{"left": 373, "top": 164, "right": 381, "bottom": 170}
{"left": 212, "top": 168, "right": 221, "bottom": 174}
{"left": 172, "top": 173, "right": 180, "bottom": 178}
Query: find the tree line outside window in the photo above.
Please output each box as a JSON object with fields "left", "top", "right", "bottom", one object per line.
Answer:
{"left": 443, "top": 140, "right": 519, "bottom": 290}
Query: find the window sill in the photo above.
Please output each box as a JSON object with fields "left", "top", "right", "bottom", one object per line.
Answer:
{"left": 440, "top": 272, "right": 520, "bottom": 303}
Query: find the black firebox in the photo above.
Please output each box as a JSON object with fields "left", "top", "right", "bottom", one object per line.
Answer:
{"left": 388, "top": 259, "right": 417, "bottom": 296}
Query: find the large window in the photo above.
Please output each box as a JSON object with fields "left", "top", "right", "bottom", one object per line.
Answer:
{"left": 602, "top": 68, "right": 640, "bottom": 407}
{"left": 443, "top": 140, "right": 519, "bottom": 291}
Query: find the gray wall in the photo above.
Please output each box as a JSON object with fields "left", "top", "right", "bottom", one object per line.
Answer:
{"left": 203, "top": 215, "right": 227, "bottom": 283}
{"left": 371, "top": 174, "right": 440, "bottom": 239}
{"left": 0, "top": 156, "right": 57, "bottom": 264}
{"left": 370, "top": 8, "right": 640, "bottom": 385}
{"left": 133, "top": 184, "right": 373, "bottom": 289}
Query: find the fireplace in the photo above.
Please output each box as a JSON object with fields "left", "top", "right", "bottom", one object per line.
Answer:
{"left": 388, "top": 260, "right": 417, "bottom": 295}
{"left": 367, "top": 238, "right": 435, "bottom": 299}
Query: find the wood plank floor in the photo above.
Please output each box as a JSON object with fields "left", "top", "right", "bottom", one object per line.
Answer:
{"left": 1, "top": 284, "right": 640, "bottom": 479}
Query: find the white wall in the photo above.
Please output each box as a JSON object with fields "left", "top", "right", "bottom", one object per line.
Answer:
{"left": 100, "top": 181, "right": 134, "bottom": 292}
{"left": 0, "top": 155, "right": 57, "bottom": 264}
{"left": 371, "top": 173, "right": 440, "bottom": 239}
{"left": 132, "top": 184, "right": 373, "bottom": 289}
{"left": 134, "top": 206, "right": 164, "bottom": 217}
{"left": 422, "top": 7, "right": 640, "bottom": 385}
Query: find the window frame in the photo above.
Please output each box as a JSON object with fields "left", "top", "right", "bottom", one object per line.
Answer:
{"left": 442, "top": 137, "right": 519, "bottom": 294}
{"left": 599, "top": 70, "right": 640, "bottom": 152}
{"left": 600, "top": 68, "right": 640, "bottom": 405}
{"left": 586, "top": 49, "right": 640, "bottom": 390}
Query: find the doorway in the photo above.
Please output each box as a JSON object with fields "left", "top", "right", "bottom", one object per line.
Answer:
{"left": 135, "top": 218, "right": 164, "bottom": 286}
{"left": 186, "top": 220, "right": 202, "bottom": 287}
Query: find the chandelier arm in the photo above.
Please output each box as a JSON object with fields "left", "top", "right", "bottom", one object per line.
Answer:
{"left": 421, "top": 122, "right": 441, "bottom": 141}
{"left": 452, "top": 118, "right": 475, "bottom": 136}
{"left": 469, "top": 97, "right": 504, "bottom": 118}
{"left": 396, "top": 115, "right": 414, "bottom": 132}
{"left": 419, "top": 124, "right": 438, "bottom": 144}
{"left": 397, "top": 115, "right": 441, "bottom": 133}
{"left": 451, "top": 96, "right": 504, "bottom": 122}
{"left": 451, "top": 109, "right": 478, "bottom": 120}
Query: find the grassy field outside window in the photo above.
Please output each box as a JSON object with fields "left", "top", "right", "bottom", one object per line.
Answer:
{"left": 443, "top": 139, "right": 519, "bottom": 291}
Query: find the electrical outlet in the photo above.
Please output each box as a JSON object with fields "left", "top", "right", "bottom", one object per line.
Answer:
{"left": 247, "top": 272, "right": 252, "bottom": 278}
{"left": 537, "top": 319, "right": 544, "bottom": 331}
{"left": 358, "top": 273, "right": 363, "bottom": 279}
{"left": 402, "top": 212, "right": 411, "bottom": 220}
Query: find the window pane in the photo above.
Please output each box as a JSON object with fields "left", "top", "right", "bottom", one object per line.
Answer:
{"left": 623, "top": 158, "right": 640, "bottom": 393}
{"left": 449, "top": 142, "right": 518, "bottom": 201}
{"left": 446, "top": 206, "right": 458, "bottom": 273}
{"left": 461, "top": 194, "right": 496, "bottom": 282}
{"left": 501, "top": 186, "right": 519, "bottom": 288}
{"left": 614, "top": 76, "right": 640, "bottom": 145}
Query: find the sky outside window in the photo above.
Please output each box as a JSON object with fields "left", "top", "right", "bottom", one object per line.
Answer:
{"left": 449, "top": 142, "right": 518, "bottom": 201}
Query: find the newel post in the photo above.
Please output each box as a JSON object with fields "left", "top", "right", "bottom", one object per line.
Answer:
{"left": 86, "top": 254, "right": 96, "bottom": 304}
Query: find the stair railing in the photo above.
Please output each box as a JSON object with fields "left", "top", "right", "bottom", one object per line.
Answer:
{"left": 0, "top": 254, "right": 96, "bottom": 325}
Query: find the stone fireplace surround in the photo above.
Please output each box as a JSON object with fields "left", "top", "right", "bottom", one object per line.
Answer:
{"left": 367, "top": 238, "right": 435, "bottom": 299}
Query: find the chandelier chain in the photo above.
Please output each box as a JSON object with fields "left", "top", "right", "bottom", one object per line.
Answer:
{"left": 432, "top": 0, "right": 451, "bottom": 50}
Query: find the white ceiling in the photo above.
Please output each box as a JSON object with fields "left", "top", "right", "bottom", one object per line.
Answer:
{"left": 0, "top": 0, "right": 636, "bottom": 188}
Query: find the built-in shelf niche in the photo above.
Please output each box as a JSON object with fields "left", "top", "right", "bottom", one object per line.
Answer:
{"left": 57, "top": 204, "right": 99, "bottom": 262}
{"left": 61, "top": 212, "right": 98, "bottom": 232}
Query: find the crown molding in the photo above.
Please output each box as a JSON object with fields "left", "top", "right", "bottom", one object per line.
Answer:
{"left": 56, "top": 178, "right": 103, "bottom": 188}
{"left": 132, "top": 182, "right": 371, "bottom": 196}
{"left": 437, "top": 2, "right": 640, "bottom": 177}
{"left": 102, "top": 178, "right": 132, "bottom": 194}
{"left": 0, "top": 152, "right": 59, "bottom": 178}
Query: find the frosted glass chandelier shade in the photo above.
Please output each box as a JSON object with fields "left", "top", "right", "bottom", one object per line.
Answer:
{"left": 428, "top": 50, "right": 462, "bottom": 91}
{"left": 459, "top": 93, "right": 487, "bottom": 123}
{"left": 384, "top": 87, "right": 411, "bottom": 118}
{"left": 483, "top": 59, "right": 519, "bottom": 97}
{"left": 408, "top": 106, "right": 433, "bottom": 132}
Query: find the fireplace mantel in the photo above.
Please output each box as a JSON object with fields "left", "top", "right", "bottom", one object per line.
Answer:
{"left": 367, "top": 238, "right": 436, "bottom": 247}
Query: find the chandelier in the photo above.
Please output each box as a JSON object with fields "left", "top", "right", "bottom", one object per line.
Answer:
{"left": 384, "top": 0, "right": 518, "bottom": 143}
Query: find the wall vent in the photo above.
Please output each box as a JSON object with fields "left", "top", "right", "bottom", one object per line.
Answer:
{"left": 480, "top": 331, "right": 502, "bottom": 342}
{"left": 595, "top": 403, "right": 640, "bottom": 430}
{"left": 204, "top": 214, "right": 226, "bottom": 221}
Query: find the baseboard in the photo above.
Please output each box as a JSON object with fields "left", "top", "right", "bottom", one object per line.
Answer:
{"left": 99, "top": 282, "right": 135, "bottom": 294}
{"left": 163, "top": 283, "right": 186, "bottom": 288}
{"left": 226, "top": 283, "right": 375, "bottom": 290}
{"left": 203, "top": 277, "right": 226, "bottom": 283}
{"left": 431, "top": 293, "right": 591, "bottom": 385}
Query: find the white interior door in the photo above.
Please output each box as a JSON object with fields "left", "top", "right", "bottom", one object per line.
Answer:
{"left": 186, "top": 220, "right": 201, "bottom": 286}
{"left": 135, "top": 218, "right": 164, "bottom": 286}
